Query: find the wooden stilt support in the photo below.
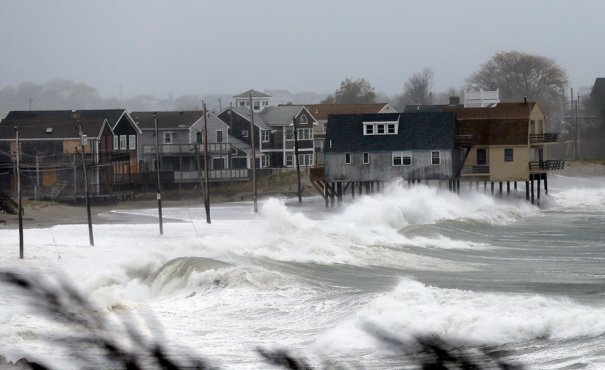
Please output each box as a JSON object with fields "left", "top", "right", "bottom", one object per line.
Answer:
{"left": 506, "top": 181, "right": 510, "bottom": 194}
{"left": 514, "top": 181, "right": 517, "bottom": 190}
{"left": 499, "top": 182, "right": 503, "bottom": 195}
{"left": 537, "top": 176, "right": 541, "bottom": 202}
{"left": 456, "top": 179, "right": 460, "bottom": 194}
{"left": 324, "top": 183, "right": 329, "bottom": 208}
{"left": 337, "top": 182, "right": 343, "bottom": 205}
{"left": 491, "top": 182, "right": 494, "bottom": 194}
{"left": 351, "top": 181, "right": 355, "bottom": 199}
{"left": 483, "top": 181, "right": 487, "bottom": 191}
{"left": 544, "top": 174, "right": 548, "bottom": 195}
{"left": 525, "top": 181, "right": 530, "bottom": 201}
{"left": 531, "top": 179, "right": 535, "bottom": 204}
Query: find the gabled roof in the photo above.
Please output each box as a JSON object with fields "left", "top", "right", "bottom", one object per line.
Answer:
{"left": 591, "top": 78, "right": 605, "bottom": 98}
{"left": 457, "top": 118, "right": 529, "bottom": 146}
{"left": 225, "top": 106, "right": 271, "bottom": 130}
{"left": 0, "top": 110, "right": 113, "bottom": 140}
{"left": 325, "top": 112, "right": 456, "bottom": 153}
{"left": 233, "top": 89, "right": 271, "bottom": 98}
{"left": 445, "top": 102, "right": 537, "bottom": 120}
{"left": 131, "top": 111, "right": 204, "bottom": 130}
{"left": 258, "top": 105, "right": 316, "bottom": 126}
{"left": 304, "top": 103, "right": 393, "bottom": 121}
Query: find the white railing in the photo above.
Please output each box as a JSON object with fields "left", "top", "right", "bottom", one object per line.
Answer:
{"left": 143, "top": 143, "right": 231, "bottom": 155}
{"left": 173, "top": 169, "right": 249, "bottom": 181}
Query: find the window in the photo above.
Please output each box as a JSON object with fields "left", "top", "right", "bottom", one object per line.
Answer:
{"left": 286, "top": 154, "right": 293, "bottom": 167}
{"left": 163, "top": 132, "right": 173, "bottom": 144}
{"left": 296, "top": 128, "right": 311, "bottom": 140}
{"left": 242, "top": 130, "right": 249, "bottom": 138}
{"left": 392, "top": 152, "right": 403, "bottom": 166}
{"left": 402, "top": 152, "right": 412, "bottom": 166}
{"left": 286, "top": 128, "right": 294, "bottom": 140}
{"left": 345, "top": 152, "right": 351, "bottom": 164}
{"left": 128, "top": 135, "right": 136, "bottom": 150}
{"left": 363, "top": 152, "right": 369, "bottom": 164}
{"left": 431, "top": 151, "right": 441, "bottom": 165}
{"left": 363, "top": 121, "right": 398, "bottom": 136}
{"left": 300, "top": 115, "right": 308, "bottom": 124}
{"left": 216, "top": 130, "right": 223, "bottom": 143}
{"left": 113, "top": 135, "right": 119, "bottom": 150}
{"left": 261, "top": 155, "right": 270, "bottom": 168}
{"left": 261, "top": 130, "right": 270, "bottom": 142}
{"left": 477, "top": 148, "right": 487, "bottom": 165}
{"left": 253, "top": 102, "right": 260, "bottom": 110}
{"left": 238, "top": 101, "right": 245, "bottom": 107}
{"left": 263, "top": 101, "right": 268, "bottom": 106}
{"left": 298, "top": 153, "right": 313, "bottom": 166}
{"left": 504, "top": 148, "right": 513, "bottom": 162}
{"left": 119, "top": 135, "right": 127, "bottom": 150}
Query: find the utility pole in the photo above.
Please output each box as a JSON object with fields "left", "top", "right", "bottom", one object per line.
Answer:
{"left": 15, "top": 128, "right": 23, "bottom": 259}
{"left": 202, "top": 103, "right": 211, "bottom": 223}
{"left": 153, "top": 112, "right": 164, "bottom": 235}
{"left": 249, "top": 94, "right": 258, "bottom": 213}
{"left": 575, "top": 95, "right": 580, "bottom": 160}
{"left": 78, "top": 122, "right": 94, "bottom": 246}
{"left": 292, "top": 116, "right": 302, "bottom": 203}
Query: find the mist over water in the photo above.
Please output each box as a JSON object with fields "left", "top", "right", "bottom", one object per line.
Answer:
{"left": 1, "top": 175, "right": 605, "bottom": 368}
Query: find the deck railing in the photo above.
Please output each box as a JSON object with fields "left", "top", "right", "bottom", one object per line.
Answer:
{"left": 454, "top": 135, "right": 472, "bottom": 147}
{"left": 173, "top": 169, "right": 249, "bottom": 182}
{"left": 142, "top": 143, "right": 231, "bottom": 155}
{"left": 529, "top": 133, "right": 559, "bottom": 144}
{"left": 529, "top": 160, "right": 565, "bottom": 171}
{"left": 462, "top": 164, "right": 490, "bottom": 174}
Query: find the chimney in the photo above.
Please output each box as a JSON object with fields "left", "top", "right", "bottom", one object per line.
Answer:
{"left": 449, "top": 96, "right": 460, "bottom": 105}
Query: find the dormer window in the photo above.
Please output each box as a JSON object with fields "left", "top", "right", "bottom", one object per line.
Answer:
{"left": 45, "top": 127, "right": 53, "bottom": 134}
{"left": 363, "top": 121, "right": 398, "bottom": 136}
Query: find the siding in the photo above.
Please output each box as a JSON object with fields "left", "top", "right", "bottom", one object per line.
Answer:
{"left": 325, "top": 150, "right": 453, "bottom": 182}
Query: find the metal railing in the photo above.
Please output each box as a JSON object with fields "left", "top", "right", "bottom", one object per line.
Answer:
{"left": 529, "top": 133, "right": 559, "bottom": 144}
{"left": 529, "top": 160, "right": 565, "bottom": 171}
{"left": 142, "top": 143, "right": 231, "bottom": 155}
{"left": 461, "top": 164, "right": 490, "bottom": 174}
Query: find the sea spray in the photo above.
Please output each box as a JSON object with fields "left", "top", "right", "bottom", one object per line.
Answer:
{"left": 316, "top": 278, "right": 605, "bottom": 352}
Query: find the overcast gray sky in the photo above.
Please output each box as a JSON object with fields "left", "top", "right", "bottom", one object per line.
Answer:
{"left": 1, "top": 0, "right": 603, "bottom": 98}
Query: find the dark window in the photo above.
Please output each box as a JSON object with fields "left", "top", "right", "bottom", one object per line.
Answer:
{"left": 345, "top": 152, "right": 351, "bottom": 164}
{"left": 377, "top": 124, "right": 385, "bottom": 134}
{"left": 363, "top": 152, "right": 369, "bottom": 164}
{"left": 504, "top": 148, "right": 514, "bottom": 162}
{"left": 477, "top": 148, "right": 487, "bottom": 165}
{"left": 393, "top": 152, "right": 402, "bottom": 166}
{"left": 431, "top": 151, "right": 440, "bottom": 165}
{"left": 216, "top": 130, "right": 223, "bottom": 143}
{"left": 402, "top": 155, "right": 412, "bottom": 166}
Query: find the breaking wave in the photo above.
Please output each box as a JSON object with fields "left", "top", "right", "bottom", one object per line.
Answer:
{"left": 316, "top": 278, "right": 605, "bottom": 350}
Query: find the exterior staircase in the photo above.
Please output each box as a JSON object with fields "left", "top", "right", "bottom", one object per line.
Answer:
{"left": 0, "top": 190, "right": 18, "bottom": 215}
{"left": 45, "top": 180, "right": 69, "bottom": 200}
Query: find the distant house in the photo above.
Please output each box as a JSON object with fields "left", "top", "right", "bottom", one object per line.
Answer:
{"left": 323, "top": 112, "right": 458, "bottom": 185}
{"left": 232, "top": 89, "right": 271, "bottom": 113}
{"left": 304, "top": 103, "right": 397, "bottom": 165}
{"left": 0, "top": 110, "right": 122, "bottom": 200}
{"left": 131, "top": 111, "right": 247, "bottom": 186}
{"left": 217, "top": 105, "right": 316, "bottom": 169}
{"left": 444, "top": 101, "right": 563, "bottom": 200}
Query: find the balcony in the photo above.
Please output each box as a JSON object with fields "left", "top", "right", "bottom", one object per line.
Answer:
{"left": 529, "top": 160, "right": 565, "bottom": 171}
{"left": 173, "top": 169, "right": 249, "bottom": 182}
{"left": 142, "top": 143, "right": 232, "bottom": 155}
{"left": 529, "top": 133, "right": 559, "bottom": 144}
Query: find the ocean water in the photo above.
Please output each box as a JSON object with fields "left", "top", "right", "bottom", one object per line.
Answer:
{"left": 0, "top": 175, "right": 604, "bottom": 369}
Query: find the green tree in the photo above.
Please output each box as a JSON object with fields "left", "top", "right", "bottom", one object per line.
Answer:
{"left": 321, "top": 78, "right": 376, "bottom": 104}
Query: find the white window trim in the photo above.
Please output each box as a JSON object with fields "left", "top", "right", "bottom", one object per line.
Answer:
{"left": 113, "top": 135, "right": 119, "bottom": 150}
{"left": 431, "top": 151, "right": 441, "bottom": 165}
{"left": 363, "top": 121, "right": 399, "bottom": 136}
{"left": 163, "top": 132, "right": 173, "bottom": 144}
{"left": 402, "top": 151, "right": 412, "bottom": 166}
{"left": 392, "top": 152, "right": 402, "bottom": 166}
{"left": 242, "top": 130, "right": 249, "bottom": 138}
{"left": 119, "top": 135, "right": 127, "bottom": 150}
{"left": 261, "top": 130, "right": 270, "bottom": 142}
{"left": 128, "top": 135, "right": 136, "bottom": 150}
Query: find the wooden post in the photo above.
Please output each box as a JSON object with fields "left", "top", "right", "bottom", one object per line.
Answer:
{"left": 324, "top": 183, "right": 328, "bottom": 208}
{"left": 490, "top": 182, "right": 494, "bottom": 194}
{"left": 525, "top": 181, "right": 530, "bottom": 201}
{"left": 203, "top": 104, "right": 211, "bottom": 223}
{"left": 337, "top": 182, "right": 342, "bottom": 205}
{"left": 506, "top": 181, "right": 510, "bottom": 194}
{"left": 249, "top": 94, "right": 258, "bottom": 213}
{"left": 456, "top": 179, "right": 460, "bottom": 194}
{"left": 351, "top": 181, "right": 355, "bottom": 199}
{"left": 544, "top": 174, "right": 548, "bottom": 195}
{"left": 537, "top": 175, "right": 541, "bottom": 201}
{"left": 15, "top": 128, "right": 23, "bottom": 258}
{"left": 292, "top": 115, "right": 302, "bottom": 204}
{"left": 153, "top": 112, "right": 163, "bottom": 235}
{"left": 531, "top": 179, "right": 535, "bottom": 204}
{"left": 78, "top": 123, "right": 94, "bottom": 247}
{"left": 514, "top": 181, "right": 517, "bottom": 190}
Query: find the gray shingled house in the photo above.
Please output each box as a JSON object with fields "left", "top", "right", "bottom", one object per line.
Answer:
{"left": 322, "top": 112, "right": 458, "bottom": 191}
{"left": 131, "top": 111, "right": 248, "bottom": 187}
